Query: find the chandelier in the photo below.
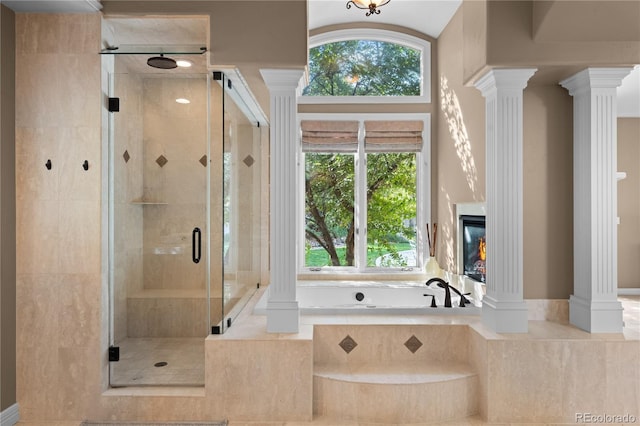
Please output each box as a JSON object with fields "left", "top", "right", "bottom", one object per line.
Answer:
{"left": 346, "top": 0, "right": 391, "bottom": 16}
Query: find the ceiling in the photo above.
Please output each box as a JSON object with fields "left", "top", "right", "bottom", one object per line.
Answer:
{"left": 4, "top": 0, "right": 639, "bottom": 117}
{"left": 308, "top": 0, "right": 461, "bottom": 38}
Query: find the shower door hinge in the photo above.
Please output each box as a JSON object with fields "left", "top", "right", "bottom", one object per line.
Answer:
{"left": 227, "top": 79, "right": 232, "bottom": 89}
{"left": 108, "top": 97, "right": 120, "bottom": 112}
{"left": 212, "top": 325, "right": 221, "bottom": 335}
{"left": 212, "top": 71, "right": 222, "bottom": 81}
{"left": 108, "top": 346, "right": 120, "bottom": 362}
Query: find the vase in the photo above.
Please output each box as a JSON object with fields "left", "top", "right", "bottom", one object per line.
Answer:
{"left": 425, "top": 256, "right": 442, "bottom": 277}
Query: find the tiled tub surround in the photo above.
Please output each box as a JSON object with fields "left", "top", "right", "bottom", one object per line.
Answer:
{"left": 203, "top": 291, "right": 639, "bottom": 424}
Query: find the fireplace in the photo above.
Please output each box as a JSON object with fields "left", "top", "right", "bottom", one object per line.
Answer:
{"left": 456, "top": 203, "right": 486, "bottom": 284}
{"left": 460, "top": 215, "right": 486, "bottom": 283}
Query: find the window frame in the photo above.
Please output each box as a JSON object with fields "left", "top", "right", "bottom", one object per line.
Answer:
{"left": 297, "top": 113, "right": 431, "bottom": 275}
{"left": 299, "top": 29, "right": 432, "bottom": 104}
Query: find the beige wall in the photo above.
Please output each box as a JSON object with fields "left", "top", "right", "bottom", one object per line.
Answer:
{"left": 522, "top": 84, "right": 574, "bottom": 299}
{"left": 618, "top": 118, "right": 640, "bottom": 289}
{"left": 462, "top": 0, "right": 488, "bottom": 84}
{"left": 0, "top": 2, "right": 17, "bottom": 412}
{"left": 435, "top": 7, "right": 486, "bottom": 275}
{"left": 533, "top": 1, "right": 640, "bottom": 43}
{"left": 485, "top": 1, "right": 640, "bottom": 76}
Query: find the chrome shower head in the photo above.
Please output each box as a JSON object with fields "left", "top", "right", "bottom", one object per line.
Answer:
{"left": 147, "top": 55, "right": 177, "bottom": 69}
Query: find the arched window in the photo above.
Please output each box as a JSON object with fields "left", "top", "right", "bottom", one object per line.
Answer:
{"left": 301, "top": 29, "right": 431, "bottom": 104}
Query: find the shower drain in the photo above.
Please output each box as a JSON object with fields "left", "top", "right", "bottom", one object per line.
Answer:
{"left": 154, "top": 361, "right": 168, "bottom": 367}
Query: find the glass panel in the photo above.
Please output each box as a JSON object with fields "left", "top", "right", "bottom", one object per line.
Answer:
{"left": 220, "top": 74, "right": 261, "bottom": 331}
{"left": 303, "top": 40, "right": 421, "bottom": 96}
{"left": 366, "top": 153, "right": 417, "bottom": 268}
{"left": 305, "top": 153, "right": 356, "bottom": 267}
{"left": 108, "top": 53, "right": 210, "bottom": 387}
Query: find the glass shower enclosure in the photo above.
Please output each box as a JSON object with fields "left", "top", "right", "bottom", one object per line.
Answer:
{"left": 104, "top": 48, "right": 262, "bottom": 387}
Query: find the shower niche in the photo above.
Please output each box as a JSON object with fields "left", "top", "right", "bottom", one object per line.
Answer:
{"left": 103, "top": 35, "right": 265, "bottom": 386}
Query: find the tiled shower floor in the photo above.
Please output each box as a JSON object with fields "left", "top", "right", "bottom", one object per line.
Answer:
{"left": 110, "top": 337, "right": 205, "bottom": 387}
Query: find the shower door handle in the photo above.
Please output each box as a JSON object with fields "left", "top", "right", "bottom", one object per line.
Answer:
{"left": 192, "top": 227, "right": 201, "bottom": 264}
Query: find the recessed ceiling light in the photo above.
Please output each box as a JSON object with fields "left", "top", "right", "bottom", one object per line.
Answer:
{"left": 176, "top": 59, "right": 192, "bottom": 68}
{"left": 176, "top": 98, "right": 190, "bottom": 104}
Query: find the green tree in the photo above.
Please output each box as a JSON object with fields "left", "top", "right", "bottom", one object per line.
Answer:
{"left": 366, "top": 153, "right": 417, "bottom": 266}
{"left": 305, "top": 154, "right": 355, "bottom": 266}
{"left": 304, "top": 40, "right": 421, "bottom": 96}
{"left": 305, "top": 152, "right": 416, "bottom": 267}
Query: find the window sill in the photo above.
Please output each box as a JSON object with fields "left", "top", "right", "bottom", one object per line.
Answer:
{"left": 298, "top": 269, "right": 428, "bottom": 282}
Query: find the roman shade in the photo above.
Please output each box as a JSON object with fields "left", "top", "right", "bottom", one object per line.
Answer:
{"left": 301, "top": 120, "right": 359, "bottom": 152}
{"left": 364, "top": 120, "right": 423, "bottom": 152}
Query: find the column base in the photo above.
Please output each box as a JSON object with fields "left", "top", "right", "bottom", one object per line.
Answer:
{"left": 267, "top": 300, "right": 300, "bottom": 333}
{"left": 569, "top": 295, "right": 624, "bottom": 333}
{"left": 482, "top": 296, "right": 528, "bottom": 333}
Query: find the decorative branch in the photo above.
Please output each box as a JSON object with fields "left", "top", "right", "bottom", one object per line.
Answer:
{"left": 426, "top": 223, "right": 437, "bottom": 257}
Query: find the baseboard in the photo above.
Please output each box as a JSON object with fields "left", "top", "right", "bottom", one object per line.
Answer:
{"left": 0, "top": 403, "right": 19, "bottom": 426}
{"left": 618, "top": 288, "right": 640, "bottom": 296}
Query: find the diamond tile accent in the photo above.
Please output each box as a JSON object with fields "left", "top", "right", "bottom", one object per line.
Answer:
{"left": 404, "top": 335, "right": 423, "bottom": 354}
{"left": 156, "top": 155, "right": 168, "bottom": 167}
{"left": 123, "top": 150, "right": 130, "bottom": 163}
{"left": 199, "top": 155, "right": 208, "bottom": 167}
{"left": 243, "top": 155, "right": 255, "bottom": 167}
{"left": 338, "top": 335, "right": 358, "bottom": 354}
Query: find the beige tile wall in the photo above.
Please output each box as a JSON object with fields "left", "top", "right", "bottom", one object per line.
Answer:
{"left": 206, "top": 335, "right": 314, "bottom": 422}
{"left": 474, "top": 326, "right": 640, "bottom": 423}
{"left": 15, "top": 13, "right": 103, "bottom": 421}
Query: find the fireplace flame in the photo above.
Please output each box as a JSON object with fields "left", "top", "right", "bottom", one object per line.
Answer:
{"left": 478, "top": 237, "right": 486, "bottom": 262}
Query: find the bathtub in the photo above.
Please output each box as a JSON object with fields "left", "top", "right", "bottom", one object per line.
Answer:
{"left": 253, "top": 278, "right": 483, "bottom": 315}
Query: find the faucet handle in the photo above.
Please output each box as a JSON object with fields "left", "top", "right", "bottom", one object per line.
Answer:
{"left": 423, "top": 294, "right": 437, "bottom": 308}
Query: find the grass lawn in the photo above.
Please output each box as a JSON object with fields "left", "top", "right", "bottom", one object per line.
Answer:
{"left": 306, "top": 242, "right": 414, "bottom": 267}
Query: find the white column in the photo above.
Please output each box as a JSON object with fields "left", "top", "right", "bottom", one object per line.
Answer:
{"left": 560, "top": 68, "right": 632, "bottom": 333}
{"left": 475, "top": 68, "right": 537, "bottom": 333}
{"left": 260, "top": 69, "right": 305, "bottom": 333}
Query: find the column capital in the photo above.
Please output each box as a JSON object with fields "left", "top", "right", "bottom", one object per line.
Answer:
{"left": 560, "top": 67, "right": 632, "bottom": 95}
{"left": 474, "top": 68, "right": 537, "bottom": 97}
{"left": 260, "top": 68, "right": 307, "bottom": 93}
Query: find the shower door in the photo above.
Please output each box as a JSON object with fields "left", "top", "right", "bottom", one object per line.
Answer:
{"left": 106, "top": 52, "right": 215, "bottom": 387}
